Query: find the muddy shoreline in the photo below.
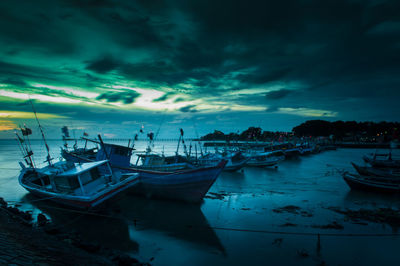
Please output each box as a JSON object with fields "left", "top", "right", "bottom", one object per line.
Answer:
{"left": 0, "top": 198, "right": 149, "bottom": 266}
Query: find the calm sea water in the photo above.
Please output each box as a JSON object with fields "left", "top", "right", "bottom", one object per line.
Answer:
{"left": 1, "top": 139, "right": 400, "bottom": 265}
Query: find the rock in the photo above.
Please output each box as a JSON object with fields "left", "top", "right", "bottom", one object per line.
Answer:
{"left": 37, "top": 213, "right": 49, "bottom": 227}
{"left": 280, "top": 222, "right": 297, "bottom": 227}
{"left": 312, "top": 221, "right": 344, "bottom": 230}
{"left": 0, "top": 197, "right": 8, "bottom": 207}
{"left": 44, "top": 227, "right": 61, "bottom": 235}
{"left": 112, "top": 254, "right": 139, "bottom": 266}
{"left": 297, "top": 249, "right": 309, "bottom": 258}
{"left": 73, "top": 241, "right": 101, "bottom": 253}
{"left": 273, "top": 205, "right": 301, "bottom": 214}
{"left": 21, "top": 211, "right": 33, "bottom": 221}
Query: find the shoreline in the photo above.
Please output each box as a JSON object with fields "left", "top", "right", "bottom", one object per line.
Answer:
{"left": 0, "top": 198, "right": 149, "bottom": 266}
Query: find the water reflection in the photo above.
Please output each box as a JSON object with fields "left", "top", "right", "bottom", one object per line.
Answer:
{"left": 117, "top": 196, "right": 226, "bottom": 255}
{"left": 24, "top": 194, "right": 139, "bottom": 253}
{"left": 24, "top": 193, "right": 225, "bottom": 256}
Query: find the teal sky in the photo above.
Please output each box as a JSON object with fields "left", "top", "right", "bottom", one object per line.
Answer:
{"left": 1, "top": 0, "right": 399, "bottom": 138}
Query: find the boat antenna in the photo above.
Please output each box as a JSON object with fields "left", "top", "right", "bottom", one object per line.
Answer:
{"left": 30, "top": 99, "right": 52, "bottom": 166}
{"left": 175, "top": 128, "right": 182, "bottom": 159}
{"left": 192, "top": 122, "right": 204, "bottom": 156}
{"left": 15, "top": 130, "right": 35, "bottom": 168}
{"left": 154, "top": 110, "right": 167, "bottom": 141}
{"left": 180, "top": 128, "right": 189, "bottom": 158}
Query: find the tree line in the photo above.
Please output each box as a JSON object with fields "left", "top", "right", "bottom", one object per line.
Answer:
{"left": 200, "top": 120, "right": 400, "bottom": 142}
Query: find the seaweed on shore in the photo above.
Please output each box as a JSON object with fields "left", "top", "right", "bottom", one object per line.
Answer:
{"left": 327, "top": 206, "right": 400, "bottom": 229}
{"left": 272, "top": 205, "right": 313, "bottom": 217}
{"left": 204, "top": 191, "right": 230, "bottom": 200}
{"left": 311, "top": 221, "right": 344, "bottom": 230}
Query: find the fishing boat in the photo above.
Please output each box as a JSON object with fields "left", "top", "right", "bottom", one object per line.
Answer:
{"left": 16, "top": 103, "right": 139, "bottom": 209}
{"left": 133, "top": 160, "right": 227, "bottom": 202}
{"left": 19, "top": 160, "right": 139, "bottom": 209}
{"left": 268, "top": 143, "right": 301, "bottom": 158}
{"left": 363, "top": 152, "right": 400, "bottom": 168}
{"left": 196, "top": 151, "right": 249, "bottom": 171}
{"left": 135, "top": 153, "right": 196, "bottom": 171}
{"left": 342, "top": 172, "right": 400, "bottom": 193}
{"left": 133, "top": 128, "right": 199, "bottom": 171}
{"left": 244, "top": 150, "right": 285, "bottom": 167}
{"left": 62, "top": 135, "right": 227, "bottom": 203}
{"left": 351, "top": 162, "right": 400, "bottom": 178}
{"left": 297, "top": 143, "right": 315, "bottom": 155}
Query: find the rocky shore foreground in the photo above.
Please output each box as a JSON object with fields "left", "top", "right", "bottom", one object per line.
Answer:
{"left": 0, "top": 198, "right": 149, "bottom": 266}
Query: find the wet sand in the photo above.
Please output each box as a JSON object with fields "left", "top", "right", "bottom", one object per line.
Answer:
{"left": 0, "top": 201, "right": 148, "bottom": 266}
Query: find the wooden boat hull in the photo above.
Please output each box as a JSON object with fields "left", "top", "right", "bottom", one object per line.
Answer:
{"left": 136, "top": 162, "right": 194, "bottom": 172}
{"left": 246, "top": 155, "right": 284, "bottom": 167}
{"left": 343, "top": 173, "right": 400, "bottom": 194}
{"left": 363, "top": 155, "right": 400, "bottom": 168}
{"left": 223, "top": 159, "right": 248, "bottom": 172}
{"left": 197, "top": 156, "right": 248, "bottom": 172}
{"left": 351, "top": 162, "right": 400, "bottom": 178}
{"left": 134, "top": 161, "right": 227, "bottom": 203}
{"left": 282, "top": 149, "right": 301, "bottom": 158}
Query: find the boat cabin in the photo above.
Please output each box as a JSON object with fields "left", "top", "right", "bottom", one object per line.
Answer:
{"left": 96, "top": 143, "right": 133, "bottom": 168}
{"left": 31, "top": 161, "right": 112, "bottom": 196}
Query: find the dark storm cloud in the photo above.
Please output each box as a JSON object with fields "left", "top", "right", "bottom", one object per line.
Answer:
{"left": 265, "top": 89, "right": 293, "bottom": 100}
{"left": 179, "top": 105, "right": 198, "bottom": 113}
{"left": 153, "top": 92, "right": 175, "bottom": 102}
{"left": 1, "top": 78, "right": 29, "bottom": 87}
{"left": 237, "top": 67, "right": 292, "bottom": 85}
{"left": 174, "top": 97, "right": 185, "bottom": 103}
{"left": 96, "top": 90, "right": 141, "bottom": 104}
{"left": 0, "top": 0, "right": 400, "bottom": 122}
{"left": 86, "top": 56, "right": 119, "bottom": 74}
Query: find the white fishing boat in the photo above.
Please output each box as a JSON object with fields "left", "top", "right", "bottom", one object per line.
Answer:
{"left": 16, "top": 102, "right": 139, "bottom": 209}
{"left": 19, "top": 160, "right": 139, "bottom": 209}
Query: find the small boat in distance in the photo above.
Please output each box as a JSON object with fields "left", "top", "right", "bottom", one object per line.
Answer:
{"left": 244, "top": 150, "right": 285, "bottom": 167}
{"left": 196, "top": 151, "right": 249, "bottom": 172}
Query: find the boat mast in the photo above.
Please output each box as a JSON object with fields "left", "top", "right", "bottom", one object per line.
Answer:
{"left": 97, "top": 134, "right": 115, "bottom": 178}
{"left": 192, "top": 122, "right": 204, "bottom": 156}
{"left": 30, "top": 100, "right": 52, "bottom": 166}
{"left": 15, "top": 130, "right": 35, "bottom": 168}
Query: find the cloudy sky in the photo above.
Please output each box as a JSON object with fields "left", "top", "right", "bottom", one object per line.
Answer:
{"left": 0, "top": 0, "right": 399, "bottom": 138}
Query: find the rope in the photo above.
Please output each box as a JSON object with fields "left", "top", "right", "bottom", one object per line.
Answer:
{"left": 207, "top": 226, "right": 400, "bottom": 237}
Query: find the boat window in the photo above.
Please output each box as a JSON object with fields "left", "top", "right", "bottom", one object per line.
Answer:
{"left": 31, "top": 174, "right": 50, "bottom": 186}
{"left": 68, "top": 177, "right": 80, "bottom": 189}
{"left": 113, "top": 146, "right": 129, "bottom": 157}
{"left": 54, "top": 176, "right": 80, "bottom": 191}
{"left": 90, "top": 167, "right": 100, "bottom": 180}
